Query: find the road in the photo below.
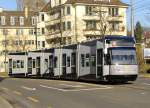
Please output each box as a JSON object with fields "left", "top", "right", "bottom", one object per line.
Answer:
{"left": 0, "top": 77, "right": 150, "bottom": 108}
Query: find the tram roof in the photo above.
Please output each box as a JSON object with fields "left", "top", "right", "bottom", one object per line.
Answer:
{"left": 104, "top": 35, "right": 134, "bottom": 41}
{"left": 8, "top": 52, "right": 27, "bottom": 55}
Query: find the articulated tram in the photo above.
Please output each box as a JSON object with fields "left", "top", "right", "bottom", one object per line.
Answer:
{"left": 8, "top": 36, "right": 138, "bottom": 82}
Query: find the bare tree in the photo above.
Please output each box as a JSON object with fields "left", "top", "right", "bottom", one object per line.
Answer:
{"left": 8, "top": 35, "right": 34, "bottom": 52}
{"left": 16, "top": 0, "right": 47, "bottom": 11}
{"left": 92, "top": 4, "right": 113, "bottom": 39}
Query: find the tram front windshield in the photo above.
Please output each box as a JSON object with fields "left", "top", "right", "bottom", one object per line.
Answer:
{"left": 110, "top": 48, "right": 137, "bottom": 65}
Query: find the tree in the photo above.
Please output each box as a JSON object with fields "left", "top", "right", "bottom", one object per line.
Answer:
{"left": 86, "top": 4, "right": 113, "bottom": 40}
{"left": 135, "top": 21, "right": 143, "bottom": 43}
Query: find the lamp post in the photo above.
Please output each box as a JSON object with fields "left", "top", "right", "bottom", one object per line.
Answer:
{"left": 131, "top": 0, "right": 135, "bottom": 37}
{"left": 3, "top": 29, "right": 8, "bottom": 73}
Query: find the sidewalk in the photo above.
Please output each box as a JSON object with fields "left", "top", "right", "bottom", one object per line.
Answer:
{"left": 0, "top": 72, "right": 9, "bottom": 78}
{"left": 139, "top": 73, "right": 150, "bottom": 78}
{"left": 0, "top": 96, "right": 13, "bottom": 108}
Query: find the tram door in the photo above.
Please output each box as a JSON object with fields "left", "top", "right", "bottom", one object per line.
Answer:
{"left": 9, "top": 59, "right": 12, "bottom": 75}
{"left": 62, "top": 54, "right": 67, "bottom": 76}
{"left": 97, "top": 49, "right": 103, "bottom": 78}
{"left": 49, "top": 55, "right": 54, "bottom": 76}
{"left": 36, "top": 57, "right": 41, "bottom": 76}
{"left": 28, "top": 57, "right": 32, "bottom": 74}
{"left": 71, "top": 53, "right": 76, "bottom": 76}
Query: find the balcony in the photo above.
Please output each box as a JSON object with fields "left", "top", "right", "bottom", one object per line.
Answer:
{"left": 108, "top": 15, "right": 124, "bottom": 22}
{"left": 83, "top": 29, "right": 101, "bottom": 36}
{"left": 82, "top": 14, "right": 100, "bottom": 21}
{"left": 45, "top": 19, "right": 61, "bottom": 27}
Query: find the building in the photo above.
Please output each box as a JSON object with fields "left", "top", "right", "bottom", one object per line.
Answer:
{"left": 0, "top": 7, "right": 48, "bottom": 72}
{"left": 45, "top": 0, "right": 128, "bottom": 47}
{"left": 37, "top": 3, "right": 50, "bottom": 49}
{"left": 143, "top": 31, "right": 150, "bottom": 45}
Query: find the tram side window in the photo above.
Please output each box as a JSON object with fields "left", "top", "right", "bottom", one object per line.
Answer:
{"left": 62, "top": 54, "right": 66, "bottom": 66}
{"left": 13, "top": 61, "right": 17, "bottom": 69}
{"left": 9, "top": 59, "right": 12, "bottom": 68}
{"left": 13, "top": 60, "right": 24, "bottom": 69}
{"left": 28, "top": 58, "right": 32, "bottom": 68}
{"left": 32, "top": 59, "right": 36, "bottom": 68}
{"left": 54, "top": 57, "right": 57, "bottom": 68}
{"left": 67, "top": 56, "right": 70, "bottom": 67}
{"left": 86, "top": 54, "right": 90, "bottom": 67}
{"left": 17, "top": 60, "right": 20, "bottom": 68}
{"left": 81, "top": 54, "right": 85, "bottom": 67}
{"left": 45, "top": 59, "right": 48, "bottom": 67}
{"left": 91, "top": 56, "right": 96, "bottom": 66}
{"left": 21, "top": 60, "right": 24, "bottom": 68}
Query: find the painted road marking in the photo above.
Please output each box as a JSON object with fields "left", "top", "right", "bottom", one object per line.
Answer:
{"left": 142, "top": 83, "right": 150, "bottom": 86}
{"left": 40, "top": 85, "right": 67, "bottom": 92}
{"left": 40, "top": 84, "right": 112, "bottom": 92}
{"left": 21, "top": 86, "right": 36, "bottom": 91}
{"left": 13, "top": 91, "right": 22, "bottom": 96}
{"left": 1, "top": 87, "right": 9, "bottom": 91}
{"left": 27, "top": 97, "right": 39, "bottom": 103}
{"left": 59, "top": 84, "right": 85, "bottom": 88}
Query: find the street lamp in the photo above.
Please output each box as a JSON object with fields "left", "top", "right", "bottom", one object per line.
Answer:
{"left": 3, "top": 29, "right": 8, "bottom": 73}
{"left": 131, "top": 0, "right": 135, "bottom": 37}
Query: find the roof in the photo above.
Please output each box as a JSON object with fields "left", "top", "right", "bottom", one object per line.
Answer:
{"left": 65, "top": 0, "right": 128, "bottom": 6}
{"left": 41, "top": 1, "right": 51, "bottom": 12}
{"left": 0, "top": 10, "right": 36, "bottom": 27}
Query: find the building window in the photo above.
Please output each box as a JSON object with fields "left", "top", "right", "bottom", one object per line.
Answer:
{"left": 42, "top": 41, "right": 45, "bottom": 47}
{"left": 38, "top": 41, "right": 40, "bottom": 46}
{"left": 67, "top": 21, "right": 71, "bottom": 30}
{"left": 62, "top": 38, "right": 66, "bottom": 45}
{"left": 1, "top": 16, "right": 6, "bottom": 25}
{"left": 16, "top": 29, "right": 24, "bottom": 35}
{"left": 32, "top": 40, "right": 34, "bottom": 45}
{"left": 67, "top": 6, "right": 71, "bottom": 15}
{"left": 29, "top": 29, "right": 34, "bottom": 35}
{"left": 59, "top": 0, "right": 61, "bottom": 5}
{"left": 20, "top": 16, "right": 24, "bottom": 25}
{"left": 109, "top": 7, "right": 119, "bottom": 16}
{"left": 68, "top": 37, "right": 71, "bottom": 44}
{"left": 41, "top": 28, "right": 45, "bottom": 35}
{"left": 85, "top": 6, "right": 92, "bottom": 15}
{"left": 109, "top": 21, "right": 119, "bottom": 31}
{"left": 10, "top": 16, "right": 15, "bottom": 25}
{"left": 32, "top": 17, "right": 36, "bottom": 25}
{"left": 86, "top": 21, "right": 96, "bottom": 30}
{"left": 41, "top": 14, "right": 45, "bottom": 21}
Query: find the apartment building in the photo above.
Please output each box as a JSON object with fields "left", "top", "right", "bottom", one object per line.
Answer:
{"left": 0, "top": 7, "right": 48, "bottom": 72}
{"left": 45, "top": 0, "right": 128, "bottom": 47}
{"left": 37, "top": 3, "right": 50, "bottom": 49}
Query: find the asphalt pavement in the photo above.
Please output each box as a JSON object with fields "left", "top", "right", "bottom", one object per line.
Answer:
{"left": 0, "top": 76, "right": 150, "bottom": 108}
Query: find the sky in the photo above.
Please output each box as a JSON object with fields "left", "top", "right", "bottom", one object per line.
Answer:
{"left": 0, "top": 0, "right": 150, "bottom": 29}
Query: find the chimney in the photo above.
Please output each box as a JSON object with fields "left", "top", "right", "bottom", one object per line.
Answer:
{"left": 24, "top": 6, "right": 29, "bottom": 18}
